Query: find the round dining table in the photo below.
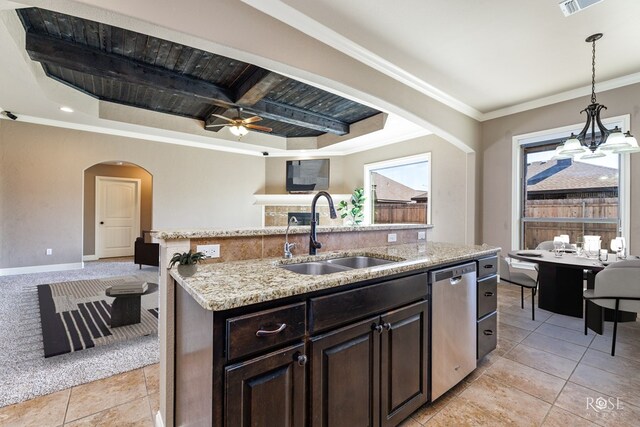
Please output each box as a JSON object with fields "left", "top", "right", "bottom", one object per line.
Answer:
{"left": 508, "top": 250, "right": 637, "bottom": 328}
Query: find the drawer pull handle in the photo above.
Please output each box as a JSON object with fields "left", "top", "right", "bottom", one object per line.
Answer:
{"left": 483, "top": 264, "right": 494, "bottom": 269}
{"left": 296, "top": 354, "right": 308, "bottom": 366}
{"left": 483, "top": 329, "right": 494, "bottom": 336}
{"left": 256, "top": 323, "right": 287, "bottom": 337}
{"left": 484, "top": 291, "right": 494, "bottom": 297}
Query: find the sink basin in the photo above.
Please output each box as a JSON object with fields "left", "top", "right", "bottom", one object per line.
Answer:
{"left": 279, "top": 262, "right": 351, "bottom": 275}
{"left": 279, "top": 255, "right": 397, "bottom": 275}
{"left": 326, "top": 256, "right": 395, "bottom": 269}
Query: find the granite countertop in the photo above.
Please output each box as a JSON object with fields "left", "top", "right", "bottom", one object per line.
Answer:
{"left": 170, "top": 241, "right": 500, "bottom": 311}
{"left": 153, "top": 223, "right": 433, "bottom": 240}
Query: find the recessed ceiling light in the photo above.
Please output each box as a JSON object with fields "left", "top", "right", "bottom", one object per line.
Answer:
{"left": 60, "top": 106, "right": 73, "bottom": 113}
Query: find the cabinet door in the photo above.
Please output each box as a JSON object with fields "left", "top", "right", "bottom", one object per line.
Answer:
{"left": 380, "top": 300, "right": 429, "bottom": 427}
{"left": 225, "top": 343, "right": 306, "bottom": 427}
{"left": 310, "top": 316, "right": 380, "bottom": 427}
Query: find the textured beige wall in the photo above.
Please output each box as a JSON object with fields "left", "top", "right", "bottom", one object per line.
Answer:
{"left": 0, "top": 120, "right": 265, "bottom": 269}
{"left": 265, "top": 135, "right": 472, "bottom": 244}
{"left": 83, "top": 164, "right": 153, "bottom": 256}
{"left": 343, "top": 135, "right": 471, "bottom": 244}
{"left": 481, "top": 82, "right": 640, "bottom": 254}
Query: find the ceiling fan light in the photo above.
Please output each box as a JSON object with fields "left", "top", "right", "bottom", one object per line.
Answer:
{"left": 229, "top": 125, "right": 248, "bottom": 137}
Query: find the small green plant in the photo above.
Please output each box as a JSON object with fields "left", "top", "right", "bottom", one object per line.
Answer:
{"left": 169, "top": 250, "right": 206, "bottom": 268}
{"left": 337, "top": 187, "right": 365, "bottom": 225}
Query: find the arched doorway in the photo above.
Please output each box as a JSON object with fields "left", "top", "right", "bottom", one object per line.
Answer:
{"left": 83, "top": 161, "right": 153, "bottom": 260}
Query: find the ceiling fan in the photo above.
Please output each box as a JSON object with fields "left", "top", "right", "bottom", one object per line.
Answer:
{"left": 206, "top": 108, "right": 272, "bottom": 137}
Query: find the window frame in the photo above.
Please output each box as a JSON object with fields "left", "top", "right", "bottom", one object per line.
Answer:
{"left": 363, "top": 153, "right": 432, "bottom": 225}
{"left": 511, "top": 115, "right": 630, "bottom": 250}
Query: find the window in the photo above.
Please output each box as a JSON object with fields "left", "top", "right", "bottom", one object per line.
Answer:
{"left": 511, "top": 115, "right": 630, "bottom": 250}
{"left": 521, "top": 140, "right": 620, "bottom": 249}
{"left": 363, "top": 154, "right": 431, "bottom": 225}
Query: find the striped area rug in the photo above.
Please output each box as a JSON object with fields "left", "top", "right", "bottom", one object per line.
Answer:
{"left": 37, "top": 277, "right": 158, "bottom": 358}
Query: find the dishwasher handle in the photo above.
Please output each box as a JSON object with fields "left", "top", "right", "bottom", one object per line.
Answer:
{"left": 449, "top": 276, "right": 463, "bottom": 285}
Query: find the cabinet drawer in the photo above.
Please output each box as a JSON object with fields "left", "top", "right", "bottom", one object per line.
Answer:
{"left": 477, "top": 256, "right": 497, "bottom": 279}
{"left": 477, "top": 275, "right": 497, "bottom": 319}
{"left": 226, "top": 302, "right": 306, "bottom": 361}
{"left": 309, "top": 273, "right": 427, "bottom": 334}
{"left": 477, "top": 312, "right": 497, "bottom": 360}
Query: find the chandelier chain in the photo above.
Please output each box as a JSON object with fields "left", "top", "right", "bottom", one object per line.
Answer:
{"left": 591, "top": 38, "right": 597, "bottom": 104}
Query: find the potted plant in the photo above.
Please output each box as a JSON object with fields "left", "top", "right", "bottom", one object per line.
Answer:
{"left": 337, "top": 187, "right": 365, "bottom": 225}
{"left": 169, "top": 249, "right": 206, "bottom": 277}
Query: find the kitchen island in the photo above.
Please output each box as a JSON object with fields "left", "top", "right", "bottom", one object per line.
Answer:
{"left": 153, "top": 225, "right": 498, "bottom": 427}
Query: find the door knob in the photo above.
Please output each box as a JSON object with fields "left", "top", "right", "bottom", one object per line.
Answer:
{"left": 100, "top": 221, "right": 104, "bottom": 225}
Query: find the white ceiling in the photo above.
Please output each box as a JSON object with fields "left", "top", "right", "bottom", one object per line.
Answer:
{"left": 2, "top": 0, "right": 640, "bottom": 155}
{"left": 245, "top": 0, "right": 640, "bottom": 118}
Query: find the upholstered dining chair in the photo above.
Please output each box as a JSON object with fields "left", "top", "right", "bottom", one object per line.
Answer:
{"left": 535, "top": 241, "right": 556, "bottom": 251}
{"left": 583, "top": 260, "right": 640, "bottom": 356}
{"left": 499, "top": 256, "right": 539, "bottom": 320}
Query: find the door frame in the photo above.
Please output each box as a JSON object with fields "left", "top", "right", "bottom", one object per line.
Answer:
{"left": 95, "top": 176, "right": 141, "bottom": 259}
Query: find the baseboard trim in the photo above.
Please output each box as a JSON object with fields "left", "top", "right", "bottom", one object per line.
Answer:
{"left": 83, "top": 254, "right": 98, "bottom": 261}
{"left": 155, "top": 412, "right": 165, "bottom": 427}
{"left": 0, "top": 262, "right": 84, "bottom": 276}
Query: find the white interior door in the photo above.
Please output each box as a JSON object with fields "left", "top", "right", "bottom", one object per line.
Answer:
{"left": 96, "top": 177, "right": 141, "bottom": 258}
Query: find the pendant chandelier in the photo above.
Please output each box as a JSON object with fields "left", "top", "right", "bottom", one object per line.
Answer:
{"left": 558, "top": 33, "right": 640, "bottom": 158}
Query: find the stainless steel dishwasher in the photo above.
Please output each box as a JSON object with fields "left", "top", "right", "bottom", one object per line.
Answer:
{"left": 431, "top": 262, "right": 477, "bottom": 400}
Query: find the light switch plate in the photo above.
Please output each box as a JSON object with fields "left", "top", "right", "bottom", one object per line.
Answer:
{"left": 197, "top": 244, "right": 220, "bottom": 258}
{"left": 387, "top": 233, "right": 397, "bottom": 243}
{"left": 418, "top": 231, "right": 426, "bottom": 240}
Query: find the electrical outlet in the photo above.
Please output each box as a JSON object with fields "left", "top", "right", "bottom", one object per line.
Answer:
{"left": 418, "top": 231, "right": 426, "bottom": 240}
{"left": 46, "top": 248, "right": 52, "bottom": 255}
{"left": 197, "top": 244, "right": 220, "bottom": 258}
{"left": 387, "top": 233, "right": 397, "bottom": 243}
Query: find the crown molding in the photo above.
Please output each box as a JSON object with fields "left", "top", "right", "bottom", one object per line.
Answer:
{"left": 241, "top": 0, "right": 483, "bottom": 121}
{"left": 482, "top": 72, "right": 640, "bottom": 121}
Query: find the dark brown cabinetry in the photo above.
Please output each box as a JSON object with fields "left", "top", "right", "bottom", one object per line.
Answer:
{"left": 310, "top": 301, "right": 428, "bottom": 427}
{"left": 225, "top": 343, "right": 307, "bottom": 427}
{"left": 476, "top": 256, "right": 498, "bottom": 359}
{"left": 175, "top": 257, "right": 494, "bottom": 427}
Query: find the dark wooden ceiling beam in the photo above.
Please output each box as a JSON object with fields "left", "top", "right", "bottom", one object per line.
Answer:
{"left": 25, "top": 31, "right": 233, "bottom": 106}
{"left": 26, "top": 31, "right": 350, "bottom": 135}
{"left": 234, "top": 68, "right": 288, "bottom": 105}
{"left": 246, "top": 100, "right": 349, "bottom": 135}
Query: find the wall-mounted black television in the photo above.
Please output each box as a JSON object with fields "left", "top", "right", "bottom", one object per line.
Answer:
{"left": 286, "top": 159, "right": 330, "bottom": 193}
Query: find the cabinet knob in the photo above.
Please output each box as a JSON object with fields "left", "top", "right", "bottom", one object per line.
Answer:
{"left": 296, "top": 354, "right": 308, "bottom": 366}
{"left": 372, "top": 323, "right": 383, "bottom": 333}
{"left": 483, "top": 329, "right": 494, "bottom": 336}
{"left": 256, "top": 323, "right": 287, "bottom": 337}
{"left": 484, "top": 291, "right": 494, "bottom": 297}
{"left": 383, "top": 322, "right": 392, "bottom": 331}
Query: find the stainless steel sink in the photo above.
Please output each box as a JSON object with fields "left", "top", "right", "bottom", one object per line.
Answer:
{"left": 326, "top": 256, "right": 395, "bottom": 269}
{"left": 279, "top": 262, "right": 351, "bottom": 275}
{"left": 279, "top": 255, "right": 396, "bottom": 275}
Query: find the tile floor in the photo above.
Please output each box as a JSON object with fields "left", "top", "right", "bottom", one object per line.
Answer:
{"left": 2, "top": 283, "right": 639, "bottom": 426}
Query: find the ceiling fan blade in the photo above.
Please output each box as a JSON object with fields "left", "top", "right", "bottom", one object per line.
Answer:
{"left": 243, "top": 116, "right": 263, "bottom": 124}
{"left": 246, "top": 124, "right": 272, "bottom": 132}
{"left": 211, "top": 113, "right": 234, "bottom": 123}
{"left": 205, "top": 123, "right": 231, "bottom": 128}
